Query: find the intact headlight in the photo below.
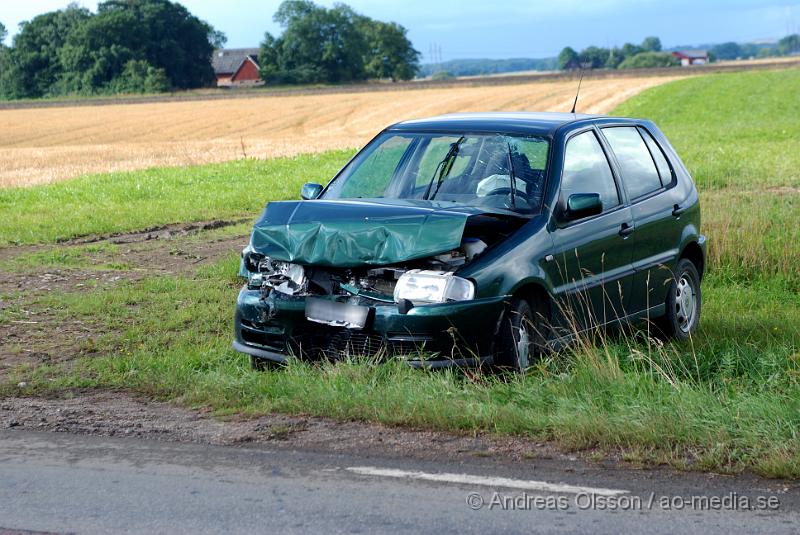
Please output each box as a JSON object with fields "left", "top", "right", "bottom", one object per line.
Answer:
{"left": 393, "top": 269, "right": 475, "bottom": 305}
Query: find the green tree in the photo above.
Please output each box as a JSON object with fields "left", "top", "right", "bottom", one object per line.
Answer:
{"left": 621, "top": 42, "right": 642, "bottom": 59}
{"left": 740, "top": 43, "right": 767, "bottom": 58}
{"left": 757, "top": 47, "right": 774, "bottom": 58}
{"left": 259, "top": 0, "right": 366, "bottom": 84}
{"left": 59, "top": 0, "right": 221, "bottom": 93}
{"left": 430, "top": 70, "right": 454, "bottom": 81}
{"left": 359, "top": 19, "right": 419, "bottom": 81}
{"left": 710, "top": 42, "right": 742, "bottom": 60}
{"left": 618, "top": 51, "right": 679, "bottom": 69}
{"left": 0, "top": 22, "right": 9, "bottom": 98}
{"left": 605, "top": 47, "right": 624, "bottom": 69}
{"left": 260, "top": 1, "right": 418, "bottom": 84}
{"left": 107, "top": 59, "right": 170, "bottom": 93}
{"left": 641, "top": 36, "right": 662, "bottom": 52}
{"left": 4, "top": 5, "right": 91, "bottom": 98}
{"left": 580, "top": 46, "right": 610, "bottom": 69}
{"left": 778, "top": 34, "right": 800, "bottom": 56}
{"left": 558, "top": 46, "right": 580, "bottom": 70}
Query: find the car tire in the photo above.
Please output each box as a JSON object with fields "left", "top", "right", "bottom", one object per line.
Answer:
{"left": 654, "top": 258, "right": 701, "bottom": 340}
{"left": 495, "top": 296, "right": 547, "bottom": 372}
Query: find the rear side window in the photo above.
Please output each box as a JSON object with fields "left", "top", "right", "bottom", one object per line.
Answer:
{"left": 639, "top": 128, "right": 673, "bottom": 186}
{"left": 562, "top": 130, "right": 620, "bottom": 211}
{"left": 602, "top": 126, "right": 662, "bottom": 199}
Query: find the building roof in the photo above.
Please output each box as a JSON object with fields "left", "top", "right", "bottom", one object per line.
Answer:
{"left": 212, "top": 48, "right": 260, "bottom": 75}
{"left": 388, "top": 112, "right": 604, "bottom": 136}
{"left": 672, "top": 50, "right": 709, "bottom": 59}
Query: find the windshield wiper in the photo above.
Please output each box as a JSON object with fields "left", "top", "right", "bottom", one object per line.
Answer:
{"left": 423, "top": 136, "right": 465, "bottom": 200}
{"left": 506, "top": 141, "right": 517, "bottom": 210}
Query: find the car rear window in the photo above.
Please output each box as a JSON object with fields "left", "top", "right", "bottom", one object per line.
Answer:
{"left": 602, "top": 126, "right": 662, "bottom": 200}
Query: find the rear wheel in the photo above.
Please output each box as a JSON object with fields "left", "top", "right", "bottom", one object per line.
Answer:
{"left": 655, "top": 258, "right": 701, "bottom": 340}
{"left": 495, "top": 296, "right": 548, "bottom": 372}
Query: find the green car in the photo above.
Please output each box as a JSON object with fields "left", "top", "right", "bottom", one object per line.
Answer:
{"left": 234, "top": 112, "right": 706, "bottom": 371}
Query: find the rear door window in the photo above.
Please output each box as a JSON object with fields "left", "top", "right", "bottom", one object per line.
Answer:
{"left": 561, "top": 130, "right": 620, "bottom": 211}
{"left": 639, "top": 128, "right": 673, "bottom": 186}
{"left": 602, "top": 126, "right": 662, "bottom": 199}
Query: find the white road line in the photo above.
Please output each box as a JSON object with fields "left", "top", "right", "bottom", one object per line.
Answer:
{"left": 346, "top": 466, "right": 629, "bottom": 497}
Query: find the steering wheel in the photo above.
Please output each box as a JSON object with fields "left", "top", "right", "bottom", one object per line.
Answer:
{"left": 481, "top": 187, "right": 532, "bottom": 211}
{"left": 483, "top": 187, "right": 514, "bottom": 197}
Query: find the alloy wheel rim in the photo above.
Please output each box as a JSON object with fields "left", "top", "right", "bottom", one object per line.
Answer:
{"left": 516, "top": 322, "right": 531, "bottom": 369}
{"left": 675, "top": 275, "right": 697, "bottom": 333}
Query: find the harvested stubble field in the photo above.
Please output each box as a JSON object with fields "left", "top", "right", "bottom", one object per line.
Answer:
{"left": 0, "top": 75, "right": 681, "bottom": 187}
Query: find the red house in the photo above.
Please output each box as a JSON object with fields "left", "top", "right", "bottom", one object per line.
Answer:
{"left": 672, "top": 50, "right": 709, "bottom": 66}
{"left": 212, "top": 48, "right": 263, "bottom": 87}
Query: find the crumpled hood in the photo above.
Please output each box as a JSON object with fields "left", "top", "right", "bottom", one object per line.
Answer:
{"left": 249, "top": 199, "right": 505, "bottom": 267}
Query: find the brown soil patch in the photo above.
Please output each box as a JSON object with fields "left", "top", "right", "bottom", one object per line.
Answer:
{"left": 0, "top": 390, "right": 565, "bottom": 464}
{"left": 0, "top": 221, "right": 249, "bottom": 377}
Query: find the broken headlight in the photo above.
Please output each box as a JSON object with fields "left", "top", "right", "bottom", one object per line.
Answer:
{"left": 261, "top": 259, "right": 306, "bottom": 295}
{"left": 243, "top": 252, "right": 307, "bottom": 296}
{"left": 242, "top": 249, "right": 265, "bottom": 273}
{"left": 393, "top": 269, "right": 475, "bottom": 305}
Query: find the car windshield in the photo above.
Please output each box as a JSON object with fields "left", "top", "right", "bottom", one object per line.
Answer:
{"left": 322, "top": 132, "right": 550, "bottom": 214}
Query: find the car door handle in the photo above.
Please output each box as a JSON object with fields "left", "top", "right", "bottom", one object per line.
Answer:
{"left": 619, "top": 223, "right": 635, "bottom": 237}
{"left": 672, "top": 204, "right": 686, "bottom": 217}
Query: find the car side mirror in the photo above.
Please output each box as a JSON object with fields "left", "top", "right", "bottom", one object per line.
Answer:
{"left": 301, "top": 183, "right": 323, "bottom": 200}
{"left": 564, "top": 193, "right": 602, "bottom": 221}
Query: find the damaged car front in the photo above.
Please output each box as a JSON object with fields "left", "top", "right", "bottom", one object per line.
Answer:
{"left": 233, "top": 127, "right": 550, "bottom": 368}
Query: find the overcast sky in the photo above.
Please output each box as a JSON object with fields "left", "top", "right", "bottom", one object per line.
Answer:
{"left": 2, "top": 0, "right": 799, "bottom": 60}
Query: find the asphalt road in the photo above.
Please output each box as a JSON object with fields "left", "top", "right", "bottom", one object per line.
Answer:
{"left": 0, "top": 430, "right": 797, "bottom": 534}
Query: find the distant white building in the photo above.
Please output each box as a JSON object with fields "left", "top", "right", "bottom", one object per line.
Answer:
{"left": 672, "top": 50, "right": 709, "bottom": 66}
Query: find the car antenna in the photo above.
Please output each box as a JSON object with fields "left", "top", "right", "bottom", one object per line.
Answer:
{"left": 569, "top": 65, "right": 585, "bottom": 114}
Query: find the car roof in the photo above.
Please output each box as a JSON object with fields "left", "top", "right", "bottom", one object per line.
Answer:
{"left": 387, "top": 111, "right": 639, "bottom": 136}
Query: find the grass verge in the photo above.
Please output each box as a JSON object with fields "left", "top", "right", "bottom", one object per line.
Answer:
{"left": 8, "top": 255, "right": 799, "bottom": 477}
{"left": 0, "top": 150, "right": 353, "bottom": 245}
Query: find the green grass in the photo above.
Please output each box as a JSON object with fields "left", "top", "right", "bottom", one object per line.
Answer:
{"left": 614, "top": 69, "right": 800, "bottom": 283}
{"left": 0, "top": 150, "right": 354, "bottom": 245}
{"left": 614, "top": 69, "right": 800, "bottom": 191}
{"left": 12, "top": 258, "right": 799, "bottom": 477}
{"left": 2, "top": 68, "right": 800, "bottom": 477}
{"left": 0, "top": 242, "right": 125, "bottom": 272}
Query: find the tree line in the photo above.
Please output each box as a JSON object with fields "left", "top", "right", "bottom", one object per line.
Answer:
{"left": 417, "top": 57, "right": 559, "bottom": 79}
{"left": 0, "top": 0, "right": 224, "bottom": 99}
{"left": 258, "top": 0, "right": 419, "bottom": 84}
{"left": 709, "top": 35, "right": 800, "bottom": 60}
{"left": 558, "top": 34, "right": 800, "bottom": 71}
{"left": 558, "top": 37, "right": 680, "bottom": 70}
{"left": 0, "top": 0, "right": 420, "bottom": 99}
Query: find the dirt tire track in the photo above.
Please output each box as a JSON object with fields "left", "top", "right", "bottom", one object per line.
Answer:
{"left": 0, "top": 221, "right": 249, "bottom": 377}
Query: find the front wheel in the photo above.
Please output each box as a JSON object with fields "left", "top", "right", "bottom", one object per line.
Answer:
{"left": 655, "top": 258, "right": 701, "bottom": 340}
{"left": 495, "top": 297, "right": 547, "bottom": 372}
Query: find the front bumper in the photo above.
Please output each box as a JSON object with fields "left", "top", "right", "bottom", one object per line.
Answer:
{"left": 233, "top": 288, "right": 508, "bottom": 367}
